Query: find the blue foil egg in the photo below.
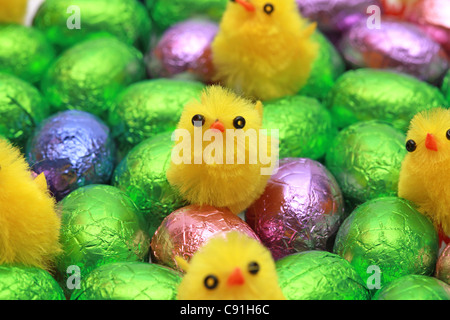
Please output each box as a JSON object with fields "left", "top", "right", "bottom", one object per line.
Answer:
{"left": 26, "top": 110, "right": 116, "bottom": 201}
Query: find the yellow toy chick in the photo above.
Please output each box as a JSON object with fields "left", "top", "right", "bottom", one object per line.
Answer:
{"left": 398, "top": 108, "right": 450, "bottom": 236}
{"left": 176, "top": 231, "right": 286, "bottom": 300}
{"left": 0, "top": 0, "right": 28, "bottom": 24}
{"left": 166, "top": 85, "right": 276, "bottom": 215}
{"left": 211, "top": 0, "right": 318, "bottom": 101}
{"left": 0, "top": 139, "right": 61, "bottom": 270}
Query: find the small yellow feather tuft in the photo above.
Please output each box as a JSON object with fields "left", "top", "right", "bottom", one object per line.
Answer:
{"left": 0, "top": 0, "right": 28, "bottom": 24}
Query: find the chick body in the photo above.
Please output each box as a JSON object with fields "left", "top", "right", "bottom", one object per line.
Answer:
{"left": 0, "top": 0, "right": 28, "bottom": 24}
{"left": 398, "top": 108, "right": 450, "bottom": 236}
{"left": 0, "top": 139, "right": 61, "bottom": 269}
{"left": 176, "top": 231, "right": 285, "bottom": 300}
{"left": 211, "top": 0, "right": 318, "bottom": 101}
{"left": 166, "top": 86, "right": 275, "bottom": 214}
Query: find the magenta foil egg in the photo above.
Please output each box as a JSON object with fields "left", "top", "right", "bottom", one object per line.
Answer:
{"left": 436, "top": 243, "right": 450, "bottom": 285}
{"left": 146, "top": 19, "right": 218, "bottom": 83}
{"left": 246, "top": 158, "right": 345, "bottom": 261}
{"left": 339, "top": 19, "right": 449, "bottom": 83}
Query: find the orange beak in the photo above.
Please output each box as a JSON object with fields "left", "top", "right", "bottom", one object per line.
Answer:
{"left": 232, "top": 0, "right": 255, "bottom": 12}
{"left": 227, "top": 267, "right": 245, "bottom": 286}
{"left": 210, "top": 120, "right": 225, "bottom": 133}
{"left": 425, "top": 133, "right": 438, "bottom": 151}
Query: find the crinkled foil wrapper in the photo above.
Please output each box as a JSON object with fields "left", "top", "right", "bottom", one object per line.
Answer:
{"left": 275, "top": 251, "right": 370, "bottom": 300}
{"left": 339, "top": 20, "right": 449, "bottom": 84}
{"left": 33, "top": 0, "right": 151, "bottom": 52}
{"left": 246, "top": 158, "right": 345, "bottom": 261}
{"left": 325, "top": 121, "right": 406, "bottom": 206}
{"left": 436, "top": 244, "right": 450, "bottom": 285}
{"left": 112, "top": 131, "right": 187, "bottom": 237}
{"left": 0, "top": 24, "right": 55, "bottom": 84}
{"left": 0, "top": 72, "right": 49, "bottom": 150}
{"left": 296, "top": 0, "right": 381, "bottom": 33}
{"left": 56, "top": 185, "right": 151, "bottom": 296}
{"left": 71, "top": 262, "right": 181, "bottom": 300}
{"left": 151, "top": 204, "right": 259, "bottom": 272}
{"left": 373, "top": 275, "right": 450, "bottom": 300}
{"left": 26, "top": 110, "right": 115, "bottom": 201}
{"left": 0, "top": 265, "right": 65, "bottom": 300}
{"left": 333, "top": 197, "right": 439, "bottom": 293}
{"left": 41, "top": 37, "right": 146, "bottom": 120}
{"left": 262, "top": 95, "right": 336, "bottom": 160}
{"left": 327, "top": 69, "right": 448, "bottom": 132}
{"left": 146, "top": 19, "right": 218, "bottom": 83}
{"left": 443, "top": 70, "right": 450, "bottom": 105}
{"left": 147, "top": 0, "right": 227, "bottom": 33}
{"left": 108, "top": 79, "right": 205, "bottom": 158}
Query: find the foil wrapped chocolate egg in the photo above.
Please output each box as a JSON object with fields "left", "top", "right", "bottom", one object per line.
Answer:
{"left": 325, "top": 121, "right": 406, "bottom": 207}
{"left": 436, "top": 244, "right": 450, "bottom": 285}
{"left": 334, "top": 197, "right": 439, "bottom": 295}
{"left": 151, "top": 204, "right": 259, "bottom": 271}
{"left": 41, "top": 37, "right": 146, "bottom": 120}
{"left": 26, "top": 110, "right": 116, "bottom": 201}
{"left": 146, "top": 19, "right": 218, "bottom": 83}
{"left": 275, "top": 251, "right": 370, "bottom": 300}
{"left": 0, "top": 72, "right": 50, "bottom": 150}
{"left": 443, "top": 70, "right": 450, "bottom": 105}
{"left": 246, "top": 158, "right": 345, "bottom": 260}
{"left": 372, "top": 275, "right": 450, "bottom": 300}
{"left": 339, "top": 20, "right": 449, "bottom": 84}
{"left": 262, "top": 95, "right": 336, "bottom": 160}
{"left": 0, "top": 265, "right": 65, "bottom": 300}
{"left": 112, "top": 131, "right": 187, "bottom": 237}
{"left": 108, "top": 79, "right": 205, "bottom": 158}
{"left": 56, "top": 184, "right": 151, "bottom": 297}
{"left": 0, "top": 24, "right": 55, "bottom": 84}
{"left": 327, "top": 69, "right": 448, "bottom": 132}
{"left": 33, "top": 0, "right": 151, "bottom": 52}
{"left": 146, "top": 0, "right": 227, "bottom": 33}
{"left": 71, "top": 262, "right": 181, "bottom": 300}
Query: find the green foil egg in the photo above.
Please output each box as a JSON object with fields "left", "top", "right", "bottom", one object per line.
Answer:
{"left": 146, "top": 0, "right": 227, "bottom": 33}
{"left": 333, "top": 197, "right": 439, "bottom": 295}
{"left": 372, "top": 275, "right": 450, "bottom": 300}
{"left": 108, "top": 79, "right": 205, "bottom": 158}
{"left": 0, "top": 265, "right": 65, "bottom": 300}
{"left": 443, "top": 70, "right": 450, "bottom": 105}
{"left": 327, "top": 69, "right": 448, "bottom": 132}
{"left": 56, "top": 184, "right": 151, "bottom": 297}
{"left": 33, "top": 0, "right": 151, "bottom": 52}
{"left": 299, "top": 31, "right": 345, "bottom": 101}
{"left": 112, "top": 131, "right": 187, "bottom": 238}
{"left": 325, "top": 120, "right": 406, "bottom": 207}
{"left": 70, "top": 262, "right": 181, "bottom": 300}
{"left": 41, "top": 37, "right": 146, "bottom": 120}
{"left": 262, "top": 95, "right": 336, "bottom": 160}
{"left": 0, "top": 24, "right": 55, "bottom": 84}
{"left": 275, "top": 251, "right": 370, "bottom": 300}
{"left": 0, "top": 72, "right": 49, "bottom": 150}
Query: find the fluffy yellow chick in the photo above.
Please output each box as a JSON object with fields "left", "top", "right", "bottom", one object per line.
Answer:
{"left": 0, "top": 139, "right": 61, "bottom": 270}
{"left": 398, "top": 108, "right": 450, "bottom": 236}
{"left": 0, "top": 0, "right": 28, "bottom": 24}
{"left": 211, "top": 0, "right": 318, "bottom": 101}
{"left": 176, "top": 231, "right": 285, "bottom": 300}
{"left": 166, "top": 85, "right": 276, "bottom": 215}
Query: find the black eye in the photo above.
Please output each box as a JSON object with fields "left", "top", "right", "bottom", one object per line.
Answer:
{"left": 406, "top": 139, "right": 416, "bottom": 152}
{"left": 263, "top": 3, "right": 274, "bottom": 14}
{"left": 446, "top": 129, "right": 450, "bottom": 140}
{"left": 233, "top": 116, "right": 246, "bottom": 129}
{"left": 192, "top": 114, "right": 205, "bottom": 127}
{"left": 248, "top": 261, "right": 260, "bottom": 275}
{"left": 204, "top": 275, "right": 219, "bottom": 289}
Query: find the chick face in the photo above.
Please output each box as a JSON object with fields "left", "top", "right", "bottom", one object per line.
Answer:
{"left": 404, "top": 108, "right": 450, "bottom": 170}
{"left": 227, "top": 0, "right": 296, "bottom": 25}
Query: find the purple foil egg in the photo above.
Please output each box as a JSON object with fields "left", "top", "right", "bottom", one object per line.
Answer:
{"left": 146, "top": 19, "right": 218, "bottom": 83}
{"left": 339, "top": 19, "right": 449, "bottom": 83}
{"left": 245, "top": 158, "right": 345, "bottom": 260}
{"left": 26, "top": 110, "right": 116, "bottom": 201}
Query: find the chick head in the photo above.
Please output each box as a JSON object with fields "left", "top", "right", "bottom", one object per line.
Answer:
{"left": 176, "top": 231, "right": 285, "bottom": 300}
{"left": 404, "top": 108, "right": 450, "bottom": 170}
